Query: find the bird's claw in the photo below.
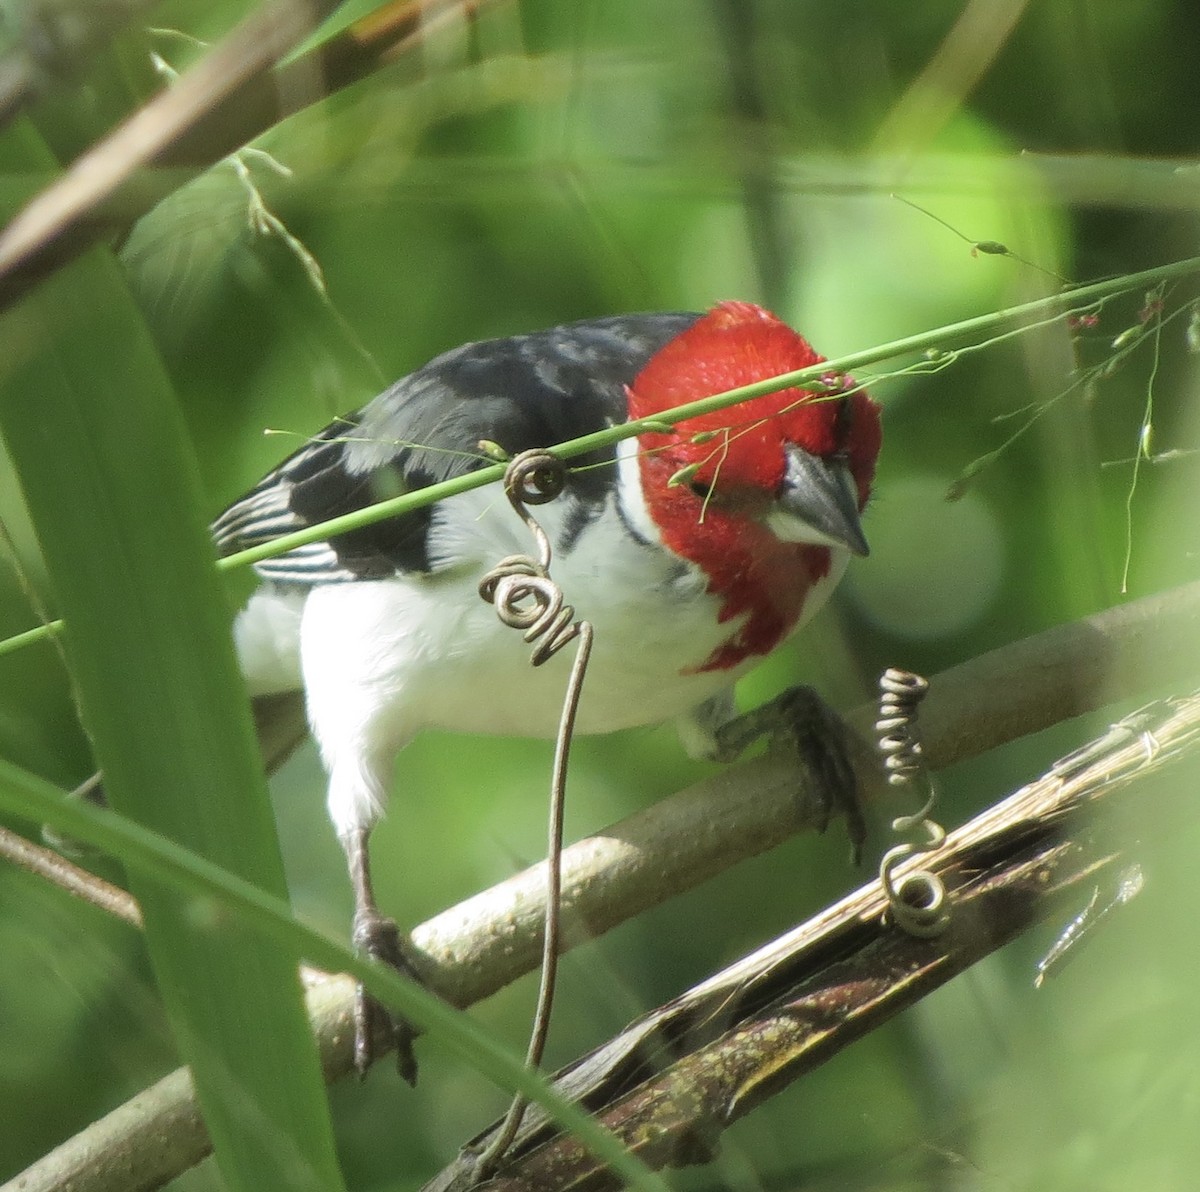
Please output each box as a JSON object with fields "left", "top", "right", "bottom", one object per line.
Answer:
{"left": 351, "top": 907, "right": 421, "bottom": 1084}
{"left": 715, "top": 685, "right": 866, "bottom": 863}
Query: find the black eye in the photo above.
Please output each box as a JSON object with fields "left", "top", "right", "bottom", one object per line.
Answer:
{"left": 689, "top": 478, "right": 714, "bottom": 500}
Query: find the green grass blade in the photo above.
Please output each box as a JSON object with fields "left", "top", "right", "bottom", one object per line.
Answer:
{"left": 0, "top": 121, "right": 346, "bottom": 1192}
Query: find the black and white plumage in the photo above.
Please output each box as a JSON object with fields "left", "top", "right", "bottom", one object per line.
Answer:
{"left": 212, "top": 314, "right": 699, "bottom": 584}
{"left": 215, "top": 312, "right": 768, "bottom": 835}
{"left": 208, "top": 303, "right": 881, "bottom": 1077}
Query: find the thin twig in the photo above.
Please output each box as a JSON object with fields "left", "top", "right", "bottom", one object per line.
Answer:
{"left": 476, "top": 622, "right": 594, "bottom": 1177}
{"left": 0, "top": 0, "right": 497, "bottom": 311}
{"left": 474, "top": 450, "right": 596, "bottom": 1174}
{"left": 0, "top": 0, "right": 333, "bottom": 297}
{"left": 6, "top": 255, "right": 1200, "bottom": 666}
{"left": 0, "top": 824, "right": 141, "bottom": 926}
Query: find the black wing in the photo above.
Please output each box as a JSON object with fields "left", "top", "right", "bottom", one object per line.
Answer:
{"left": 211, "top": 312, "right": 700, "bottom": 584}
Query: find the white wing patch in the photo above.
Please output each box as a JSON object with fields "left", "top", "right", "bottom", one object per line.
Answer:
{"left": 211, "top": 456, "right": 360, "bottom": 586}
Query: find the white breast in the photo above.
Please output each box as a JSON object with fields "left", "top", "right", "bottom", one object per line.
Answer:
{"left": 293, "top": 482, "right": 742, "bottom": 748}
{"left": 233, "top": 473, "right": 848, "bottom": 838}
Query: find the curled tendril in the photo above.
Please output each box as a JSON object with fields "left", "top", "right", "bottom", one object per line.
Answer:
{"left": 479, "top": 557, "right": 581, "bottom": 665}
{"left": 504, "top": 449, "right": 568, "bottom": 506}
{"left": 474, "top": 448, "right": 593, "bottom": 1178}
{"left": 877, "top": 668, "right": 929, "bottom": 787}
{"left": 478, "top": 450, "right": 582, "bottom": 667}
{"left": 875, "top": 668, "right": 951, "bottom": 938}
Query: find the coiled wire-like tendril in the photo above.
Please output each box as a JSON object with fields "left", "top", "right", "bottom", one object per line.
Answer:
{"left": 876, "top": 668, "right": 951, "bottom": 938}
{"left": 475, "top": 449, "right": 593, "bottom": 1178}
{"left": 478, "top": 450, "right": 583, "bottom": 666}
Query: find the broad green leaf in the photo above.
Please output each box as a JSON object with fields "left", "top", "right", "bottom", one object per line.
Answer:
{"left": 0, "top": 119, "right": 345, "bottom": 1192}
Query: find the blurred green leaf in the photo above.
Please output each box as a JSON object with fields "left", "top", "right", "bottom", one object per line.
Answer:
{"left": 285, "top": 0, "right": 401, "bottom": 62}
{"left": 0, "top": 118, "right": 345, "bottom": 1192}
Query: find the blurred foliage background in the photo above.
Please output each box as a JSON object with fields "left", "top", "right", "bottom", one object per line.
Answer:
{"left": 2, "top": 0, "right": 1200, "bottom": 1187}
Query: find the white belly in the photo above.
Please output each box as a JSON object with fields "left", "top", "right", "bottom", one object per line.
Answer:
{"left": 233, "top": 482, "right": 848, "bottom": 837}
{"left": 296, "top": 565, "right": 736, "bottom": 744}
{"left": 236, "top": 480, "right": 848, "bottom": 742}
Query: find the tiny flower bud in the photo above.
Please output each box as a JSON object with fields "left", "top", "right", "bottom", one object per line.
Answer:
{"left": 477, "top": 439, "right": 511, "bottom": 461}
{"left": 667, "top": 463, "right": 702, "bottom": 488}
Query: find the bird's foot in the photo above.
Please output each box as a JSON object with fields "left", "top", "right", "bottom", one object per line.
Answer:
{"left": 352, "top": 906, "right": 422, "bottom": 1085}
{"left": 713, "top": 685, "right": 867, "bottom": 862}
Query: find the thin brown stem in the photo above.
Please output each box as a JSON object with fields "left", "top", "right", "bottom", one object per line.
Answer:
{"left": 0, "top": 823, "right": 140, "bottom": 927}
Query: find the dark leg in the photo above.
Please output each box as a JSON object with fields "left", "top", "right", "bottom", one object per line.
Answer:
{"left": 711, "top": 686, "right": 867, "bottom": 861}
{"left": 343, "top": 827, "right": 420, "bottom": 1084}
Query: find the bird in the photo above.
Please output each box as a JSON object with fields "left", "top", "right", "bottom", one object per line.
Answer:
{"left": 206, "top": 299, "right": 882, "bottom": 1078}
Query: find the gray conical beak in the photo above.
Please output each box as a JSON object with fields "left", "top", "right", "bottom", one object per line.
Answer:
{"left": 769, "top": 445, "right": 870, "bottom": 556}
